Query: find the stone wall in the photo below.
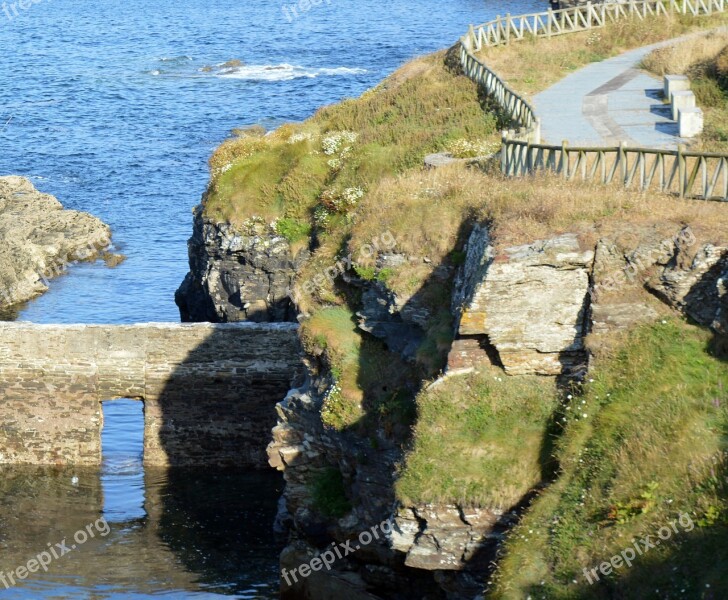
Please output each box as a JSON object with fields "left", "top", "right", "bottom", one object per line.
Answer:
{"left": 0, "top": 322, "right": 303, "bottom": 467}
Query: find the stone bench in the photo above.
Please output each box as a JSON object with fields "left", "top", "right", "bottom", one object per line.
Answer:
{"left": 678, "top": 106, "right": 704, "bottom": 138}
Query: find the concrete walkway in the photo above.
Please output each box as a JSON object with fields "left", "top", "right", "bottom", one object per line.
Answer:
{"left": 532, "top": 31, "right": 722, "bottom": 149}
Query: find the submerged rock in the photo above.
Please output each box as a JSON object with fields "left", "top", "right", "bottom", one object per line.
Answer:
{"left": 0, "top": 176, "right": 111, "bottom": 309}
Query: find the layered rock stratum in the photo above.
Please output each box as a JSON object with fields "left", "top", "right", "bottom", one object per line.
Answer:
{"left": 0, "top": 176, "right": 111, "bottom": 311}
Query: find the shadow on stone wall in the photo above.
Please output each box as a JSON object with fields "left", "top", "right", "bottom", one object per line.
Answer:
{"left": 148, "top": 324, "right": 303, "bottom": 468}
{"left": 147, "top": 324, "right": 303, "bottom": 593}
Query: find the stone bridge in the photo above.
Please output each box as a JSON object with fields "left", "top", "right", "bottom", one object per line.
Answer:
{"left": 0, "top": 322, "right": 302, "bottom": 467}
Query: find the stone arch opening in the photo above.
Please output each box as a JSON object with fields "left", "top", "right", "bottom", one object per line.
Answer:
{"left": 101, "top": 397, "right": 146, "bottom": 522}
{"left": 0, "top": 322, "right": 302, "bottom": 466}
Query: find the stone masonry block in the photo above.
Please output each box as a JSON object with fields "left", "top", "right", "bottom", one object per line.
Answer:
{"left": 679, "top": 107, "right": 704, "bottom": 138}
{"left": 664, "top": 74, "right": 690, "bottom": 100}
{"left": 671, "top": 90, "right": 695, "bottom": 121}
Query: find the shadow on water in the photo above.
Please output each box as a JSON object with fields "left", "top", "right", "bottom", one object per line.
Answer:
{"left": 146, "top": 325, "right": 300, "bottom": 597}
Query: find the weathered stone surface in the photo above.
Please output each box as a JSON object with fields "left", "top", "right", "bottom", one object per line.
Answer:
{"left": 281, "top": 540, "right": 384, "bottom": 600}
{"left": 356, "top": 284, "right": 425, "bottom": 361}
{"left": 176, "top": 206, "right": 304, "bottom": 323}
{"left": 0, "top": 176, "right": 111, "bottom": 309}
{"left": 648, "top": 242, "right": 728, "bottom": 328}
{"left": 0, "top": 322, "right": 302, "bottom": 467}
{"left": 390, "top": 504, "right": 505, "bottom": 571}
{"left": 267, "top": 382, "right": 451, "bottom": 598}
{"left": 454, "top": 231, "right": 593, "bottom": 375}
{"left": 590, "top": 238, "right": 661, "bottom": 334}
{"left": 715, "top": 272, "right": 728, "bottom": 338}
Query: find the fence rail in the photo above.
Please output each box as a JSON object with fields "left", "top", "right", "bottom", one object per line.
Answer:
{"left": 469, "top": 0, "right": 726, "bottom": 50}
{"left": 502, "top": 139, "right": 728, "bottom": 200}
{"left": 459, "top": 0, "right": 728, "bottom": 200}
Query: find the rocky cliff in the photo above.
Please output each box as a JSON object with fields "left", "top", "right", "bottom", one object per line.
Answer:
{"left": 265, "top": 219, "right": 728, "bottom": 600}
{"left": 0, "top": 176, "right": 112, "bottom": 314}
{"left": 175, "top": 206, "right": 304, "bottom": 322}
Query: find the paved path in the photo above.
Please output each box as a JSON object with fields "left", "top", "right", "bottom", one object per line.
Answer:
{"left": 533, "top": 31, "right": 723, "bottom": 149}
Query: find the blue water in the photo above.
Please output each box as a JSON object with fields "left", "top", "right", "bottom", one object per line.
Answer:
{"left": 1, "top": 0, "right": 542, "bottom": 324}
{"left": 0, "top": 0, "right": 543, "bottom": 597}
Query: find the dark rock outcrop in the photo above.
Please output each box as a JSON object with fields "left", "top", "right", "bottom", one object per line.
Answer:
{"left": 176, "top": 206, "right": 304, "bottom": 322}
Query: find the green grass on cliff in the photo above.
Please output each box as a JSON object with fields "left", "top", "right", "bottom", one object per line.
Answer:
{"left": 203, "top": 50, "right": 500, "bottom": 227}
{"left": 299, "top": 307, "right": 418, "bottom": 434}
{"left": 488, "top": 318, "right": 728, "bottom": 599}
{"left": 396, "top": 370, "right": 560, "bottom": 509}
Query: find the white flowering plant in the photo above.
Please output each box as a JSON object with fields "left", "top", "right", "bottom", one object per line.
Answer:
{"left": 322, "top": 131, "right": 358, "bottom": 155}
{"left": 446, "top": 138, "right": 500, "bottom": 159}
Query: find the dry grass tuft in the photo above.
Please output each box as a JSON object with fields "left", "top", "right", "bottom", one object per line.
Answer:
{"left": 641, "top": 30, "right": 728, "bottom": 75}
{"left": 351, "top": 165, "right": 728, "bottom": 261}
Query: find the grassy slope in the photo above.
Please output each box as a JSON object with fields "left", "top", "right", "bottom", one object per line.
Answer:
{"left": 203, "top": 51, "right": 499, "bottom": 228}
{"left": 489, "top": 319, "right": 728, "bottom": 599}
{"left": 396, "top": 369, "right": 560, "bottom": 509}
{"left": 202, "top": 11, "right": 728, "bottom": 593}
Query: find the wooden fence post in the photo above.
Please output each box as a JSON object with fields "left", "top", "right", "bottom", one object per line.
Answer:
{"left": 619, "top": 141, "right": 627, "bottom": 184}
{"left": 587, "top": 1, "right": 593, "bottom": 26}
{"left": 547, "top": 8, "right": 553, "bottom": 37}
{"left": 501, "top": 131, "right": 508, "bottom": 175}
{"left": 560, "top": 140, "right": 569, "bottom": 178}
{"left": 678, "top": 143, "right": 686, "bottom": 198}
{"left": 506, "top": 13, "right": 511, "bottom": 43}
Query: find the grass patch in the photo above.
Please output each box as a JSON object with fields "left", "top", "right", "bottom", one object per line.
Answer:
{"left": 274, "top": 217, "right": 312, "bottom": 244}
{"left": 300, "top": 307, "right": 418, "bottom": 434}
{"left": 311, "top": 467, "right": 352, "bottom": 518}
{"left": 489, "top": 318, "right": 728, "bottom": 599}
{"left": 477, "top": 12, "right": 728, "bottom": 96}
{"left": 396, "top": 369, "right": 560, "bottom": 509}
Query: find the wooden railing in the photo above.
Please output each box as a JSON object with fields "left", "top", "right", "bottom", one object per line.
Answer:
{"left": 459, "top": 0, "right": 728, "bottom": 200}
{"left": 502, "top": 139, "right": 728, "bottom": 200}
{"left": 458, "top": 39, "right": 540, "bottom": 142}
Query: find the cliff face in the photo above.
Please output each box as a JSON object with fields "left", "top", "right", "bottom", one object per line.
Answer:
{"left": 0, "top": 176, "right": 112, "bottom": 313}
{"left": 265, "top": 222, "right": 728, "bottom": 600}
{"left": 181, "top": 200, "right": 728, "bottom": 599}
{"left": 175, "top": 206, "right": 303, "bottom": 323}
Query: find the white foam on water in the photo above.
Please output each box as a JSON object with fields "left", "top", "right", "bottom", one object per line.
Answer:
{"left": 212, "top": 63, "right": 367, "bottom": 82}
